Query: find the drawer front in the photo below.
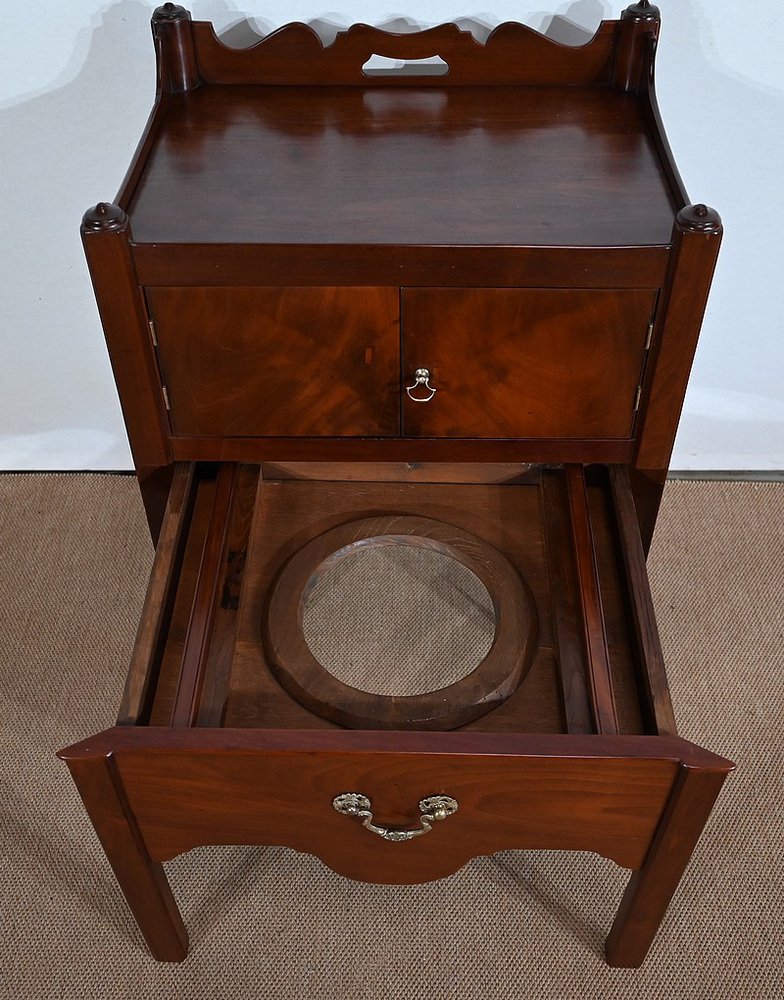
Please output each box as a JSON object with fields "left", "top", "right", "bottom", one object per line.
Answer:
{"left": 110, "top": 736, "right": 679, "bottom": 880}
{"left": 147, "top": 286, "right": 400, "bottom": 437}
{"left": 401, "top": 288, "right": 656, "bottom": 438}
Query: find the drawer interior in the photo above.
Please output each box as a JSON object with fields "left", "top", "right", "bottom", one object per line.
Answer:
{"left": 120, "top": 461, "right": 674, "bottom": 739}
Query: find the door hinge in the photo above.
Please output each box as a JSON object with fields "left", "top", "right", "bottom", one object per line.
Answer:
{"left": 633, "top": 384, "right": 643, "bottom": 413}
{"left": 161, "top": 385, "right": 171, "bottom": 411}
{"left": 645, "top": 320, "right": 654, "bottom": 351}
{"left": 148, "top": 319, "right": 158, "bottom": 347}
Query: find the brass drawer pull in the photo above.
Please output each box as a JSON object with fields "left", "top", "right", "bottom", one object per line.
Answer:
{"left": 405, "top": 367, "right": 437, "bottom": 403}
{"left": 332, "top": 792, "right": 458, "bottom": 841}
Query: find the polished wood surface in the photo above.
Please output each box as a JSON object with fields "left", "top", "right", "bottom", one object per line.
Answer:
{"left": 147, "top": 286, "right": 400, "bottom": 437}
{"left": 128, "top": 85, "right": 676, "bottom": 247}
{"left": 228, "top": 477, "right": 559, "bottom": 733}
{"left": 540, "top": 470, "right": 594, "bottom": 734}
{"left": 140, "top": 469, "right": 645, "bottom": 738}
{"left": 402, "top": 288, "right": 655, "bottom": 439}
{"left": 116, "top": 746, "right": 677, "bottom": 876}
{"left": 169, "top": 435, "right": 636, "bottom": 465}
{"left": 565, "top": 465, "right": 619, "bottom": 734}
{"left": 169, "top": 463, "right": 236, "bottom": 726}
{"left": 607, "top": 464, "right": 677, "bottom": 735}
{"left": 80, "top": 206, "right": 171, "bottom": 479}
{"left": 634, "top": 206, "right": 723, "bottom": 545}
{"left": 261, "top": 461, "right": 538, "bottom": 483}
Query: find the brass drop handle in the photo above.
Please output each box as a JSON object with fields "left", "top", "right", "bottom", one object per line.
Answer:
{"left": 332, "top": 792, "right": 458, "bottom": 841}
{"left": 406, "top": 367, "right": 437, "bottom": 403}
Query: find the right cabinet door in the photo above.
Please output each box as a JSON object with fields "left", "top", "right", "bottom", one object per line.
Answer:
{"left": 401, "top": 288, "right": 656, "bottom": 439}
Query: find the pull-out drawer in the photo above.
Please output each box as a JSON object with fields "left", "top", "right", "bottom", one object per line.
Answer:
{"left": 402, "top": 288, "right": 656, "bottom": 438}
{"left": 59, "top": 460, "right": 733, "bottom": 965}
{"left": 109, "top": 461, "right": 679, "bottom": 737}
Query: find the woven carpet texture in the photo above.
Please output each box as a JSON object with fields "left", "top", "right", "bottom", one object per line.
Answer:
{"left": 1, "top": 475, "right": 782, "bottom": 999}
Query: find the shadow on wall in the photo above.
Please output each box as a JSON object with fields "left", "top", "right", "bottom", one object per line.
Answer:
{"left": 0, "top": 1, "right": 157, "bottom": 469}
{"left": 207, "top": 0, "right": 613, "bottom": 48}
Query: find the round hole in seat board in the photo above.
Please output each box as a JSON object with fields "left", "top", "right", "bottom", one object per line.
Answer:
{"left": 263, "top": 515, "right": 538, "bottom": 731}
{"left": 302, "top": 541, "right": 495, "bottom": 696}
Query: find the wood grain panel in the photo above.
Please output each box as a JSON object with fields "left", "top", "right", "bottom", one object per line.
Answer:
{"left": 402, "top": 288, "right": 654, "bottom": 439}
{"left": 114, "top": 742, "right": 678, "bottom": 875}
{"left": 147, "top": 286, "right": 399, "bottom": 437}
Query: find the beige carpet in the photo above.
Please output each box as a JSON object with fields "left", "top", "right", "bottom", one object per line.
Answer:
{"left": 1, "top": 475, "right": 782, "bottom": 999}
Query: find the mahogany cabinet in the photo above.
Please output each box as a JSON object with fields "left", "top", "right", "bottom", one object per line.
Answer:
{"left": 59, "top": 1, "right": 733, "bottom": 967}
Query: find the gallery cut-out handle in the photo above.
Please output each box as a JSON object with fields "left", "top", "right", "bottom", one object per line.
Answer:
{"left": 362, "top": 54, "right": 449, "bottom": 77}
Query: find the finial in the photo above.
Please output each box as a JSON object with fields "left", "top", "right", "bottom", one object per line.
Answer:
{"left": 622, "top": 1, "right": 661, "bottom": 21}
{"left": 81, "top": 202, "right": 127, "bottom": 233}
{"left": 676, "top": 203, "right": 722, "bottom": 234}
{"left": 152, "top": 3, "right": 190, "bottom": 21}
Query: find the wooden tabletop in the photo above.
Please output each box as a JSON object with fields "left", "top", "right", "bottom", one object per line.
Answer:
{"left": 128, "top": 83, "right": 676, "bottom": 247}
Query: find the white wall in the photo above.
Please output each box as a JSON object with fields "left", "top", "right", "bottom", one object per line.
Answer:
{"left": 1, "top": 0, "right": 781, "bottom": 470}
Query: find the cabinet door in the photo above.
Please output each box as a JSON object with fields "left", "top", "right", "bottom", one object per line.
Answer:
{"left": 401, "top": 288, "right": 655, "bottom": 439}
{"left": 147, "top": 286, "right": 400, "bottom": 437}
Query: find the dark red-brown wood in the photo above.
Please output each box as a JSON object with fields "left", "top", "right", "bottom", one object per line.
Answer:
{"left": 169, "top": 463, "right": 236, "bottom": 726}
{"left": 147, "top": 286, "right": 400, "bottom": 438}
{"left": 128, "top": 84, "right": 676, "bottom": 248}
{"left": 606, "top": 758, "right": 730, "bottom": 967}
{"left": 607, "top": 464, "right": 676, "bottom": 735}
{"left": 633, "top": 206, "right": 723, "bottom": 547}
{"left": 60, "top": 727, "right": 732, "bottom": 879}
{"left": 540, "top": 469, "right": 594, "bottom": 734}
{"left": 118, "top": 463, "right": 196, "bottom": 725}
{"left": 131, "top": 244, "right": 671, "bottom": 290}
{"left": 80, "top": 205, "right": 171, "bottom": 487}
{"left": 401, "top": 288, "right": 654, "bottom": 440}
{"left": 565, "top": 465, "right": 619, "bottom": 735}
{"left": 63, "top": 750, "right": 188, "bottom": 962}
{"left": 68, "top": 2, "right": 730, "bottom": 967}
{"left": 191, "top": 19, "right": 620, "bottom": 88}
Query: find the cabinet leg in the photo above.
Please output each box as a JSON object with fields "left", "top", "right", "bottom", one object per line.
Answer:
{"left": 605, "top": 762, "right": 728, "bottom": 967}
{"left": 63, "top": 751, "right": 188, "bottom": 962}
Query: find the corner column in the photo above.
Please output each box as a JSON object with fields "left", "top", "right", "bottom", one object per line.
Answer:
{"left": 633, "top": 204, "right": 723, "bottom": 549}
{"left": 152, "top": 3, "right": 200, "bottom": 95}
{"left": 613, "top": 1, "right": 660, "bottom": 93}
{"left": 81, "top": 203, "right": 174, "bottom": 540}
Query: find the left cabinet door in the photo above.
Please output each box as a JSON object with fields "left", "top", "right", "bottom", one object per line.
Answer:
{"left": 147, "top": 286, "right": 400, "bottom": 437}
